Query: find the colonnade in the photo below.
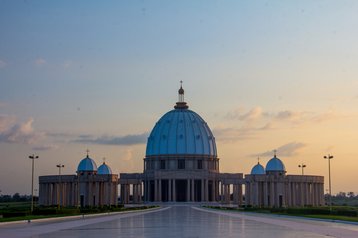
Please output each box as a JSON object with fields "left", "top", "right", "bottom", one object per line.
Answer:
{"left": 120, "top": 183, "right": 143, "bottom": 204}
{"left": 120, "top": 178, "right": 246, "bottom": 204}
{"left": 39, "top": 175, "right": 118, "bottom": 207}
{"left": 245, "top": 178, "right": 324, "bottom": 207}
{"left": 220, "top": 183, "right": 243, "bottom": 205}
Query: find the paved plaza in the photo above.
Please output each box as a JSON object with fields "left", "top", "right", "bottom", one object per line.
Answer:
{"left": 0, "top": 206, "right": 357, "bottom": 238}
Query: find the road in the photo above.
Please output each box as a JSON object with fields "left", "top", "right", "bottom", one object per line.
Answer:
{"left": 0, "top": 206, "right": 357, "bottom": 238}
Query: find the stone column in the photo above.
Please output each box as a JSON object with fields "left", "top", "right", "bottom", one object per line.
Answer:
{"left": 205, "top": 180, "right": 209, "bottom": 202}
{"left": 173, "top": 179, "right": 176, "bottom": 202}
{"left": 245, "top": 183, "right": 249, "bottom": 206}
{"left": 255, "top": 182, "right": 259, "bottom": 206}
{"left": 270, "top": 182, "right": 274, "bottom": 207}
{"left": 154, "top": 179, "right": 158, "bottom": 202}
{"left": 191, "top": 179, "right": 195, "bottom": 202}
{"left": 314, "top": 183, "right": 318, "bottom": 206}
{"left": 140, "top": 183, "right": 143, "bottom": 203}
{"left": 238, "top": 184, "right": 243, "bottom": 206}
{"left": 250, "top": 182, "right": 254, "bottom": 206}
{"left": 145, "top": 180, "right": 148, "bottom": 202}
{"left": 233, "top": 185, "right": 237, "bottom": 204}
{"left": 287, "top": 182, "right": 292, "bottom": 207}
{"left": 135, "top": 184, "right": 139, "bottom": 203}
{"left": 263, "top": 182, "right": 268, "bottom": 207}
{"left": 305, "top": 183, "right": 310, "bottom": 206}
{"left": 300, "top": 182, "right": 305, "bottom": 206}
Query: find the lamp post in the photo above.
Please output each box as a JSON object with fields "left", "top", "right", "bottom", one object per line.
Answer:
{"left": 56, "top": 164, "right": 64, "bottom": 209}
{"left": 298, "top": 164, "right": 306, "bottom": 175}
{"left": 324, "top": 154, "right": 333, "bottom": 211}
{"left": 29, "top": 154, "right": 39, "bottom": 213}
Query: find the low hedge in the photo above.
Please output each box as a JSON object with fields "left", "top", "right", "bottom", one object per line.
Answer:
{"left": 1, "top": 212, "right": 28, "bottom": 218}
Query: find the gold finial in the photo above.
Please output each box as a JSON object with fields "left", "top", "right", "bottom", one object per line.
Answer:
{"left": 257, "top": 157, "right": 260, "bottom": 164}
{"left": 102, "top": 157, "right": 106, "bottom": 164}
{"left": 273, "top": 149, "right": 277, "bottom": 157}
{"left": 86, "top": 149, "right": 90, "bottom": 157}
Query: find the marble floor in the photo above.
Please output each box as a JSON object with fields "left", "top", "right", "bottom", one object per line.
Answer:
{"left": 0, "top": 206, "right": 357, "bottom": 238}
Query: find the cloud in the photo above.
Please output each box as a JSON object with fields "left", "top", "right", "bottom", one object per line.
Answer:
{"left": 256, "top": 142, "right": 306, "bottom": 157}
{"left": 311, "top": 110, "right": 338, "bottom": 123}
{"left": 32, "top": 144, "right": 59, "bottom": 151}
{"left": 274, "top": 110, "right": 305, "bottom": 121}
{"left": 213, "top": 127, "right": 255, "bottom": 142}
{"left": 0, "top": 117, "right": 44, "bottom": 144}
{"left": 0, "top": 60, "right": 7, "bottom": 68}
{"left": 73, "top": 132, "right": 149, "bottom": 146}
{"left": 121, "top": 148, "right": 134, "bottom": 161}
{"left": 225, "top": 106, "right": 263, "bottom": 122}
{"left": 34, "top": 58, "right": 46, "bottom": 66}
{"left": 0, "top": 115, "right": 16, "bottom": 132}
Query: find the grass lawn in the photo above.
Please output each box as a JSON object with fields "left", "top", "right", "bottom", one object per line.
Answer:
{"left": 0, "top": 203, "right": 157, "bottom": 223}
{"left": 0, "top": 214, "right": 77, "bottom": 223}
{"left": 204, "top": 206, "right": 358, "bottom": 223}
{"left": 297, "top": 214, "right": 358, "bottom": 223}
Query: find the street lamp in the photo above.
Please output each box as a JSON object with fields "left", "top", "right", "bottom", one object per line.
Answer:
{"left": 298, "top": 164, "right": 306, "bottom": 175}
{"left": 29, "top": 154, "right": 39, "bottom": 213}
{"left": 56, "top": 164, "right": 64, "bottom": 209}
{"left": 324, "top": 154, "right": 333, "bottom": 211}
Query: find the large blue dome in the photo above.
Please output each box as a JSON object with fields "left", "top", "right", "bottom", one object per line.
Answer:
{"left": 146, "top": 108, "right": 217, "bottom": 158}
{"left": 98, "top": 162, "right": 112, "bottom": 175}
{"left": 266, "top": 155, "right": 286, "bottom": 172}
{"left": 77, "top": 155, "right": 97, "bottom": 172}
{"left": 251, "top": 162, "right": 265, "bottom": 175}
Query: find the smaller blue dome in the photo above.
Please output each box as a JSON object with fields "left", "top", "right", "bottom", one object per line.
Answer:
{"left": 77, "top": 155, "right": 97, "bottom": 172}
{"left": 251, "top": 162, "right": 265, "bottom": 175}
{"left": 98, "top": 162, "right": 112, "bottom": 175}
{"left": 266, "top": 155, "right": 286, "bottom": 172}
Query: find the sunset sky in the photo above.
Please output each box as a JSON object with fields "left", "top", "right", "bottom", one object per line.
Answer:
{"left": 1, "top": 1, "right": 358, "bottom": 195}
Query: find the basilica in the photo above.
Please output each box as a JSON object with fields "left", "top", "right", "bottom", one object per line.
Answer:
{"left": 39, "top": 85, "right": 324, "bottom": 207}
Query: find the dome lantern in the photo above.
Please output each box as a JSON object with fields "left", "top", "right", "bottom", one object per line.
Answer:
{"left": 174, "top": 81, "right": 189, "bottom": 109}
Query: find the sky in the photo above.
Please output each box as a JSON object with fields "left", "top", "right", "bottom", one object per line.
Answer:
{"left": 1, "top": 0, "right": 358, "bottom": 195}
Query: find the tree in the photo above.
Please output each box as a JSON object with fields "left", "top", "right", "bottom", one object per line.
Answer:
{"left": 347, "top": 192, "right": 355, "bottom": 198}
{"left": 336, "top": 192, "right": 346, "bottom": 198}
{"left": 12, "top": 193, "right": 20, "bottom": 201}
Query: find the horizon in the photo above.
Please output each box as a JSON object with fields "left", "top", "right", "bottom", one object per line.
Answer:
{"left": 1, "top": 1, "right": 358, "bottom": 195}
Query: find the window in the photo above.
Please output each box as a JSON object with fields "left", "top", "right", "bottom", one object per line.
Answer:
{"left": 160, "top": 160, "right": 166, "bottom": 169}
{"left": 197, "top": 160, "right": 203, "bottom": 169}
{"left": 178, "top": 159, "right": 185, "bottom": 169}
